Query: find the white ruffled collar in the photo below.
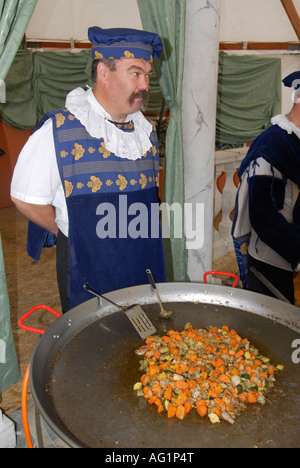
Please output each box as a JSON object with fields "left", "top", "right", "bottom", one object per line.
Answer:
{"left": 65, "top": 87, "right": 153, "bottom": 160}
{"left": 271, "top": 114, "right": 300, "bottom": 140}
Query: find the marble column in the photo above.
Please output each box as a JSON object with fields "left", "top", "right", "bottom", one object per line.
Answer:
{"left": 182, "top": 0, "right": 220, "bottom": 282}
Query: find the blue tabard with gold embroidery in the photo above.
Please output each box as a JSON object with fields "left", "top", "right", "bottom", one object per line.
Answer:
{"left": 36, "top": 108, "right": 166, "bottom": 309}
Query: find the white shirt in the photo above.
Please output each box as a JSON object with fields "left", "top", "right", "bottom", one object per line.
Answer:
{"left": 10, "top": 88, "right": 153, "bottom": 237}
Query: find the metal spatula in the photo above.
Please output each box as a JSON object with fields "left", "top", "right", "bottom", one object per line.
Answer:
{"left": 250, "top": 267, "right": 291, "bottom": 304}
{"left": 83, "top": 283, "right": 156, "bottom": 339}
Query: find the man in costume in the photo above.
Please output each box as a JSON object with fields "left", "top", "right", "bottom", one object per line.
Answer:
{"left": 232, "top": 71, "right": 300, "bottom": 304}
{"left": 11, "top": 27, "right": 166, "bottom": 312}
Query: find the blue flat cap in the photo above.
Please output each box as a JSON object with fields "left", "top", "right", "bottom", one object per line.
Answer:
{"left": 88, "top": 26, "right": 163, "bottom": 62}
{"left": 282, "top": 71, "right": 300, "bottom": 90}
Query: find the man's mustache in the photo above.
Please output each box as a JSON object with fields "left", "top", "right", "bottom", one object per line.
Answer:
{"left": 128, "top": 90, "right": 149, "bottom": 106}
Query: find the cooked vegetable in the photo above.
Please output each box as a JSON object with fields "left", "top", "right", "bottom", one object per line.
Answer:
{"left": 134, "top": 323, "right": 283, "bottom": 424}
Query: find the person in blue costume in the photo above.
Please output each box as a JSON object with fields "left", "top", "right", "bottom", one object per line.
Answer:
{"left": 11, "top": 27, "right": 166, "bottom": 312}
{"left": 232, "top": 71, "right": 300, "bottom": 304}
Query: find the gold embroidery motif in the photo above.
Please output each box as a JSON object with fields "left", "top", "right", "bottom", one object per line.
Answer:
{"left": 139, "top": 173, "right": 147, "bottom": 189}
{"left": 60, "top": 150, "right": 68, "bottom": 158}
{"left": 130, "top": 179, "right": 137, "bottom": 186}
{"left": 87, "top": 176, "right": 102, "bottom": 192}
{"left": 72, "top": 143, "right": 85, "bottom": 160}
{"left": 98, "top": 142, "right": 110, "bottom": 159}
{"left": 68, "top": 115, "right": 76, "bottom": 121}
{"left": 88, "top": 147, "right": 96, "bottom": 154}
{"left": 151, "top": 145, "right": 157, "bottom": 156}
{"left": 124, "top": 122, "right": 134, "bottom": 130}
{"left": 116, "top": 175, "right": 127, "bottom": 191}
{"left": 240, "top": 242, "right": 248, "bottom": 255}
{"left": 55, "top": 113, "right": 65, "bottom": 128}
{"left": 123, "top": 51, "right": 135, "bottom": 59}
{"left": 65, "top": 180, "right": 73, "bottom": 197}
{"left": 106, "top": 179, "right": 113, "bottom": 187}
{"left": 76, "top": 182, "right": 84, "bottom": 189}
{"left": 95, "top": 51, "right": 104, "bottom": 59}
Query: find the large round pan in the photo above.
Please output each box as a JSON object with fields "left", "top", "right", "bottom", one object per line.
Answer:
{"left": 29, "top": 282, "right": 300, "bottom": 448}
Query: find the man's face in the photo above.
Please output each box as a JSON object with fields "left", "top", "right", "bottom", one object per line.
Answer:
{"left": 105, "top": 58, "right": 152, "bottom": 120}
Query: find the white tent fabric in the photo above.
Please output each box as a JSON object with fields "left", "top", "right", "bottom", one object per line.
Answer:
{"left": 25, "top": 0, "right": 300, "bottom": 44}
{"left": 25, "top": 0, "right": 143, "bottom": 43}
{"left": 220, "top": 0, "right": 300, "bottom": 43}
{"left": 24, "top": 0, "right": 300, "bottom": 114}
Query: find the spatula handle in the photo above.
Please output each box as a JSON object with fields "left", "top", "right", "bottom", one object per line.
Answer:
{"left": 83, "top": 283, "right": 124, "bottom": 309}
{"left": 146, "top": 269, "right": 157, "bottom": 290}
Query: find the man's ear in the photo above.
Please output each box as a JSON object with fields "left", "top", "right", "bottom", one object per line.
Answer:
{"left": 97, "top": 62, "right": 110, "bottom": 83}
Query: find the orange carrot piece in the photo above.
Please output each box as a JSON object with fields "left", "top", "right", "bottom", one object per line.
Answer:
{"left": 214, "top": 397, "right": 226, "bottom": 410}
{"left": 148, "top": 395, "right": 158, "bottom": 404}
{"left": 219, "top": 373, "right": 231, "bottom": 384}
{"left": 149, "top": 365, "right": 159, "bottom": 376}
{"left": 211, "top": 357, "right": 226, "bottom": 368}
{"left": 159, "top": 361, "right": 170, "bottom": 371}
{"left": 154, "top": 397, "right": 163, "bottom": 407}
{"left": 174, "top": 380, "right": 189, "bottom": 390}
{"left": 162, "top": 335, "right": 171, "bottom": 343}
{"left": 176, "top": 404, "right": 187, "bottom": 420}
{"left": 208, "top": 382, "right": 222, "bottom": 398}
{"left": 143, "top": 386, "right": 153, "bottom": 399}
{"left": 157, "top": 404, "right": 164, "bottom": 413}
{"left": 184, "top": 402, "right": 193, "bottom": 413}
{"left": 210, "top": 407, "right": 221, "bottom": 418}
{"left": 188, "top": 353, "right": 198, "bottom": 362}
{"left": 152, "top": 383, "right": 162, "bottom": 395}
{"left": 196, "top": 402, "right": 208, "bottom": 418}
{"left": 164, "top": 387, "right": 172, "bottom": 400}
{"left": 238, "top": 392, "right": 247, "bottom": 402}
{"left": 247, "top": 390, "right": 258, "bottom": 404}
{"left": 188, "top": 379, "right": 197, "bottom": 388}
{"left": 140, "top": 374, "right": 150, "bottom": 386}
{"left": 175, "top": 392, "right": 188, "bottom": 406}
{"left": 167, "top": 404, "right": 177, "bottom": 418}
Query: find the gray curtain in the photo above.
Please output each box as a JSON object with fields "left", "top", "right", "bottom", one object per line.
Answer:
{"left": 0, "top": 234, "right": 20, "bottom": 394}
{"left": 0, "top": 49, "right": 165, "bottom": 129}
{"left": 216, "top": 52, "right": 282, "bottom": 146}
{"left": 0, "top": 0, "right": 37, "bottom": 102}
{"left": 138, "top": 0, "right": 188, "bottom": 282}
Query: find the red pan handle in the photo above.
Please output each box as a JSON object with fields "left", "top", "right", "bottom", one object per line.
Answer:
{"left": 18, "top": 305, "right": 62, "bottom": 335}
{"left": 203, "top": 271, "right": 239, "bottom": 288}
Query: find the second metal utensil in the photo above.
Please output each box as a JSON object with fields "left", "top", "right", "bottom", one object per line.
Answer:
{"left": 250, "top": 267, "right": 291, "bottom": 304}
{"left": 146, "top": 269, "right": 173, "bottom": 318}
